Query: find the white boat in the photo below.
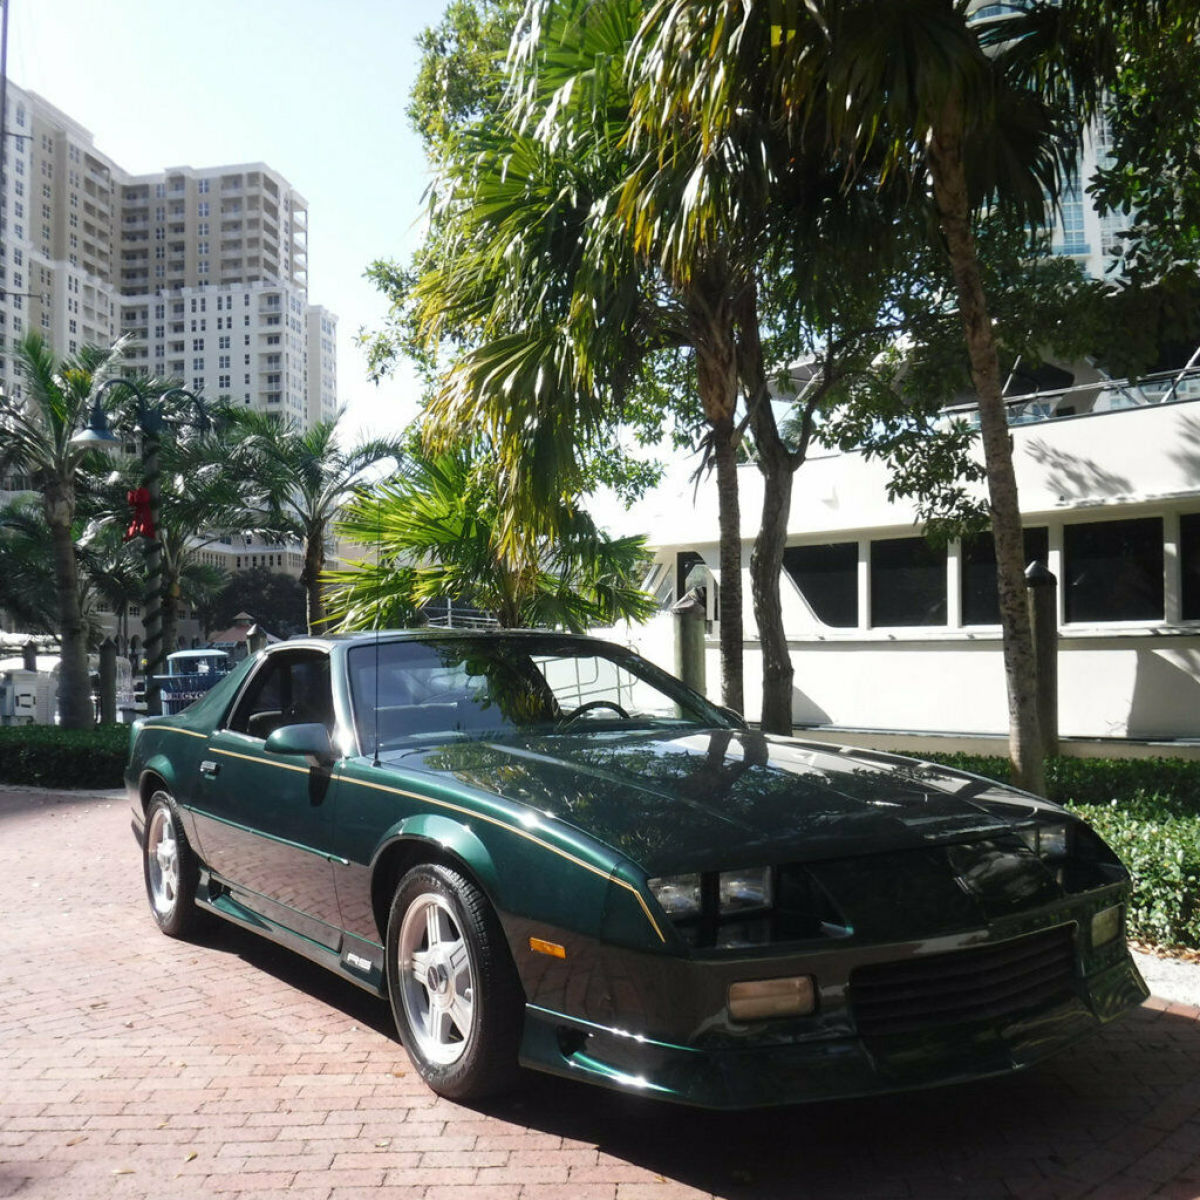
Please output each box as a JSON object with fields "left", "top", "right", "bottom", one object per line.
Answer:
{"left": 608, "top": 360, "right": 1200, "bottom": 758}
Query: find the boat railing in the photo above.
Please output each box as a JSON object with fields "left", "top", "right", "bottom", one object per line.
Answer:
{"left": 939, "top": 362, "right": 1200, "bottom": 427}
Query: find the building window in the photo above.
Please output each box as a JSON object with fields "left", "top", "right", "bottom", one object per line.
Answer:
{"left": 870, "top": 536, "right": 946, "bottom": 627}
{"left": 1179, "top": 514, "right": 1200, "bottom": 621}
{"left": 782, "top": 543, "right": 858, "bottom": 627}
{"left": 961, "top": 528, "right": 1049, "bottom": 625}
{"left": 1064, "top": 517, "right": 1163, "bottom": 623}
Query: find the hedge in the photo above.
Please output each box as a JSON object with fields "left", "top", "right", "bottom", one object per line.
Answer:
{"left": 0, "top": 724, "right": 130, "bottom": 789}
{"left": 918, "top": 752, "right": 1200, "bottom": 814}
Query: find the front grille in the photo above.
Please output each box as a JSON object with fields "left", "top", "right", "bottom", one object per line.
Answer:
{"left": 850, "top": 925, "right": 1077, "bottom": 1037}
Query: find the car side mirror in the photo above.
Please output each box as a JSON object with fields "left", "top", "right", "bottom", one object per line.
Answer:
{"left": 264, "top": 722, "right": 335, "bottom": 768}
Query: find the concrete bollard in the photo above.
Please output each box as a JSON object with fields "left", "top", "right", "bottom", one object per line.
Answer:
{"left": 98, "top": 638, "right": 118, "bottom": 726}
{"left": 671, "top": 588, "right": 707, "bottom": 696}
{"left": 1025, "top": 561, "right": 1059, "bottom": 760}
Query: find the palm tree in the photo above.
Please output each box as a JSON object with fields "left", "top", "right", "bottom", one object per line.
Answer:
{"left": 323, "top": 443, "right": 657, "bottom": 633}
{"left": 0, "top": 498, "right": 144, "bottom": 654}
{"left": 407, "top": 0, "right": 755, "bottom": 711}
{"left": 224, "top": 410, "right": 405, "bottom": 632}
{"left": 627, "top": 0, "right": 1153, "bottom": 792}
{"left": 0, "top": 333, "right": 127, "bottom": 726}
{"left": 0, "top": 496, "right": 62, "bottom": 637}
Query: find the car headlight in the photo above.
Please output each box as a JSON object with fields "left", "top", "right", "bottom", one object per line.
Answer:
{"left": 649, "top": 868, "right": 773, "bottom": 919}
{"left": 1018, "top": 821, "right": 1071, "bottom": 860}
{"left": 719, "top": 866, "right": 772, "bottom": 913}
{"left": 648, "top": 873, "right": 701, "bottom": 918}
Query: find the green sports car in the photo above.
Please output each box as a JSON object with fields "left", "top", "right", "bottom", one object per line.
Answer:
{"left": 127, "top": 630, "right": 1148, "bottom": 1108}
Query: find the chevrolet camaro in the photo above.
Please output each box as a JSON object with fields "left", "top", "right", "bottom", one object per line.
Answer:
{"left": 127, "top": 630, "right": 1148, "bottom": 1108}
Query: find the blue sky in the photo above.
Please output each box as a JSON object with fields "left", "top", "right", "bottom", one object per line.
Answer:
{"left": 10, "top": 0, "right": 451, "bottom": 439}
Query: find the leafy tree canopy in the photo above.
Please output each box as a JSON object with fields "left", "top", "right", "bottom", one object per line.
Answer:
{"left": 199, "top": 567, "right": 308, "bottom": 641}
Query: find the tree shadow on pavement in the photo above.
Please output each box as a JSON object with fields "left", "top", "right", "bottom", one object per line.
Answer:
{"left": 478, "top": 1003, "right": 1200, "bottom": 1199}
{"left": 185, "top": 918, "right": 1200, "bottom": 1199}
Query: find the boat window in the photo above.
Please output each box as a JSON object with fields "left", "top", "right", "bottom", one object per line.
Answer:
{"left": 962, "top": 528, "right": 1049, "bottom": 626}
{"left": 1182, "top": 514, "right": 1200, "bottom": 621}
{"left": 870, "top": 537, "right": 946, "bottom": 627}
{"left": 1064, "top": 517, "right": 1163, "bottom": 623}
{"left": 782, "top": 543, "right": 857, "bottom": 627}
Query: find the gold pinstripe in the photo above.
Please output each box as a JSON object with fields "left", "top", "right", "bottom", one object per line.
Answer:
{"left": 156, "top": 726, "right": 207, "bottom": 740}
{"left": 347, "top": 775, "right": 667, "bottom": 944}
{"left": 212, "top": 747, "right": 312, "bottom": 775}
{"left": 186, "top": 743, "right": 667, "bottom": 944}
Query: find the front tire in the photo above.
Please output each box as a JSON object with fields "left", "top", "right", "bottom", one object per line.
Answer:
{"left": 385, "top": 863, "right": 523, "bottom": 1101}
{"left": 143, "top": 790, "right": 201, "bottom": 938}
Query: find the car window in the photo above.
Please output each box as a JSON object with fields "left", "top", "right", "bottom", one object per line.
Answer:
{"left": 227, "top": 650, "right": 333, "bottom": 741}
{"left": 348, "top": 637, "right": 730, "bottom": 751}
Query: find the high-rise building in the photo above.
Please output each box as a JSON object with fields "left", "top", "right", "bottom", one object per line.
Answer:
{"left": 0, "top": 83, "right": 337, "bottom": 428}
{"left": 0, "top": 83, "right": 341, "bottom": 652}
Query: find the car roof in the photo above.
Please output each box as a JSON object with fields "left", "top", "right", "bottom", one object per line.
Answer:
{"left": 272, "top": 629, "right": 622, "bottom": 653}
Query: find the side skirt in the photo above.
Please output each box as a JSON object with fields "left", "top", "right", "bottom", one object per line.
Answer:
{"left": 195, "top": 868, "right": 387, "bottom": 998}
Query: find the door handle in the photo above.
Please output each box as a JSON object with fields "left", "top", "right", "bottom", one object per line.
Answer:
{"left": 200, "top": 760, "right": 220, "bottom": 778}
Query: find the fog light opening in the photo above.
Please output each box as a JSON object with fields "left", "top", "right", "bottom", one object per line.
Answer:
{"left": 728, "top": 975, "right": 816, "bottom": 1021}
{"left": 1091, "top": 904, "right": 1123, "bottom": 948}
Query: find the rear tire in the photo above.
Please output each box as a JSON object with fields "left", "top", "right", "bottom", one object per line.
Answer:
{"left": 143, "top": 789, "right": 202, "bottom": 938}
{"left": 386, "top": 863, "right": 523, "bottom": 1101}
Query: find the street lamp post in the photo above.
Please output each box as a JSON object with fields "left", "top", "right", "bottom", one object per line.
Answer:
{"left": 74, "top": 379, "right": 209, "bottom": 717}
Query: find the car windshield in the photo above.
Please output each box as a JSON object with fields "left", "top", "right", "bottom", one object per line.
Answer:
{"left": 347, "top": 635, "right": 731, "bottom": 751}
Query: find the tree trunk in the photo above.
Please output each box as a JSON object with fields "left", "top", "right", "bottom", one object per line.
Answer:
{"left": 737, "top": 283, "right": 797, "bottom": 735}
{"left": 161, "top": 568, "right": 180, "bottom": 665}
{"left": 710, "top": 417, "right": 744, "bottom": 715}
{"left": 691, "top": 279, "right": 744, "bottom": 716}
{"left": 45, "top": 482, "right": 91, "bottom": 728}
{"left": 750, "top": 459, "right": 794, "bottom": 734}
{"left": 302, "top": 529, "right": 326, "bottom": 634}
{"left": 929, "top": 117, "right": 1044, "bottom": 795}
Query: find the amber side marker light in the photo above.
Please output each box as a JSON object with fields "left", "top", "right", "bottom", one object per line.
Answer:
{"left": 729, "top": 975, "right": 816, "bottom": 1021}
{"left": 529, "top": 937, "right": 567, "bottom": 959}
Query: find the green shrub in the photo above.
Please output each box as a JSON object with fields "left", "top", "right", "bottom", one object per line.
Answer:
{"left": 918, "top": 752, "right": 1200, "bottom": 813}
{"left": 0, "top": 724, "right": 130, "bottom": 789}
{"left": 1070, "top": 795, "right": 1200, "bottom": 949}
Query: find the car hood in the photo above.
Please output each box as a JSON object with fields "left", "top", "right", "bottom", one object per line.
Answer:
{"left": 390, "top": 727, "right": 1044, "bottom": 874}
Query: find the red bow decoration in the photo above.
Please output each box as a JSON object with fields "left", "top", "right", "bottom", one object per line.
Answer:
{"left": 124, "top": 487, "right": 156, "bottom": 542}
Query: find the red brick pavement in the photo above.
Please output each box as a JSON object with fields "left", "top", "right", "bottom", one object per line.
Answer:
{"left": 1, "top": 785, "right": 1199, "bottom": 1200}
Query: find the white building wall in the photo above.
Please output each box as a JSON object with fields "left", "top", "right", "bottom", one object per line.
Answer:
{"left": 620, "top": 398, "right": 1200, "bottom": 744}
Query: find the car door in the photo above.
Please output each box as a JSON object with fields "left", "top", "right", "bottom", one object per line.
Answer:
{"left": 189, "top": 647, "right": 344, "bottom": 949}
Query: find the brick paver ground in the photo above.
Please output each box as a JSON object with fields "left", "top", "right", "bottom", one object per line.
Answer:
{"left": 1, "top": 786, "right": 1198, "bottom": 1200}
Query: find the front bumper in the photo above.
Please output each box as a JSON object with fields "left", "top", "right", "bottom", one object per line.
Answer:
{"left": 518, "top": 953, "right": 1147, "bottom": 1108}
